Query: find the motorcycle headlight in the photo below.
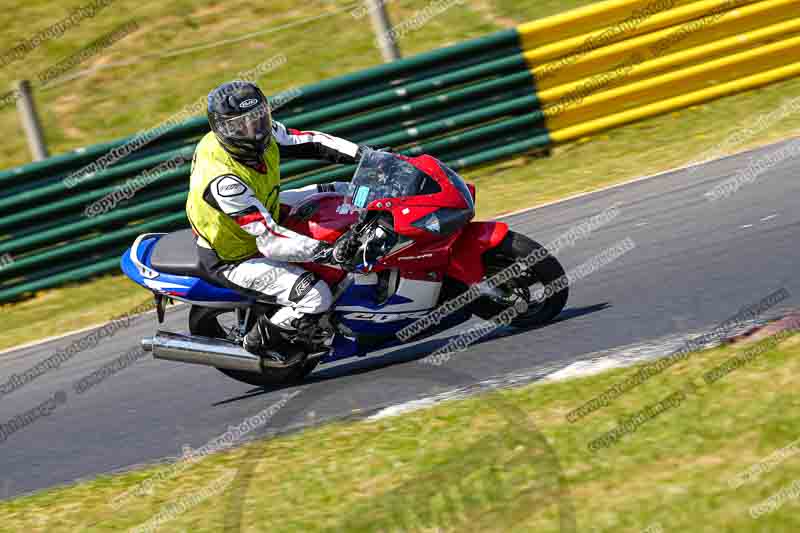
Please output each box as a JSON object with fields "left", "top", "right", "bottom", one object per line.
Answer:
{"left": 411, "top": 208, "right": 473, "bottom": 236}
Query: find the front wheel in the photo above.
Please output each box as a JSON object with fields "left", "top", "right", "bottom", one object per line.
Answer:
{"left": 468, "top": 231, "right": 568, "bottom": 328}
{"left": 188, "top": 306, "right": 318, "bottom": 387}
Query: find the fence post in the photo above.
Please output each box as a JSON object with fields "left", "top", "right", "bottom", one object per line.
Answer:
{"left": 366, "top": 0, "right": 401, "bottom": 63}
{"left": 15, "top": 80, "right": 49, "bottom": 161}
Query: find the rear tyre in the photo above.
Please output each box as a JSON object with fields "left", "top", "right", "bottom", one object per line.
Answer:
{"left": 468, "top": 231, "right": 568, "bottom": 327}
{"left": 188, "top": 306, "right": 317, "bottom": 387}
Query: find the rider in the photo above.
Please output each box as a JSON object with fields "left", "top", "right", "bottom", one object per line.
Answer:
{"left": 186, "top": 80, "right": 361, "bottom": 361}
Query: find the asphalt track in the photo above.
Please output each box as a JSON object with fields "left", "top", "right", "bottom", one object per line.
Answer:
{"left": 1, "top": 139, "right": 799, "bottom": 500}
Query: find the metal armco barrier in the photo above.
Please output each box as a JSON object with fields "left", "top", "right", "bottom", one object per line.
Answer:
{"left": 0, "top": 0, "right": 798, "bottom": 302}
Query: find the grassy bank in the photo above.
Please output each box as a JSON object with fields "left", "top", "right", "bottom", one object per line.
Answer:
{"left": 1, "top": 330, "right": 798, "bottom": 531}
{"left": 0, "top": 0, "right": 500, "bottom": 170}
{"left": 0, "top": 274, "right": 153, "bottom": 352}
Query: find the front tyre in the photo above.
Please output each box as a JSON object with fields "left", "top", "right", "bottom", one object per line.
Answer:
{"left": 188, "top": 306, "right": 318, "bottom": 387}
{"left": 469, "top": 231, "right": 568, "bottom": 327}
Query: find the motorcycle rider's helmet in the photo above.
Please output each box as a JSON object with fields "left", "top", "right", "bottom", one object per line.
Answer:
{"left": 207, "top": 80, "right": 273, "bottom": 162}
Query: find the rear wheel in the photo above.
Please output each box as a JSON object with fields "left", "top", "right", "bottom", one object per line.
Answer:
{"left": 468, "top": 231, "right": 568, "bottom": 327}
{"left": 188, "top": 306, "right": 318, "bottom": 387}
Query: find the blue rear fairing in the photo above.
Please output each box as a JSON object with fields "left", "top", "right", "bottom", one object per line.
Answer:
{"left": 120, "top": 235, "right": 248, "bottom": 304}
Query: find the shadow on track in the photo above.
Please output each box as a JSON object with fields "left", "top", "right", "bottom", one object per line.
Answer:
{"left": 213, "top": 302, "right": 610, "bottom": 406}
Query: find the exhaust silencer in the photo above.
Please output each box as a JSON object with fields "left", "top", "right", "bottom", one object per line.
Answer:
{"left": 142, "top": 330, "right": 264, "bottom": 373}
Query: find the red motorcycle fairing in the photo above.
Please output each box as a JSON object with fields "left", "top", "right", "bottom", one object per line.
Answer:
{"left": 282, "top": 194, "right": 357, "bottom": 243}
{"left": 446, "top": 221, "right": 509, "bottom": 285}
{"left": 281, "top": 194, "right": 354, "bottom": 287}
{"left": 282, "top": 194, "right": 459, "bottom": 273}
{"left": 300, "top": 262, "right": 347, "bottom": 288}
{"left": 280, "top": 148, "right": 507, "bottom": 287}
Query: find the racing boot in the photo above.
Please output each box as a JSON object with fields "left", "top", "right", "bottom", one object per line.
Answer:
{"left": 243, "top": 315, "right": 299, "bottom": 366}
{"left": 270, "top": 306, "right": 335, "bottom": 350}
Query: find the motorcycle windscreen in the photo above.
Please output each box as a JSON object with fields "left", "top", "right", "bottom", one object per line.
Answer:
{"left": 348, "top": 150, "right": 428, "bottom": 208}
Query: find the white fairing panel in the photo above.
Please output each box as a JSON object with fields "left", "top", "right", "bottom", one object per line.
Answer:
{"left": 336, "top": 273, "right": 442, "bottom": 313}
{"left": 395, "top": 277, "right": 441, "bottom": 311}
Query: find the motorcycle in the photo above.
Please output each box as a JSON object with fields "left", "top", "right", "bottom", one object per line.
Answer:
{"left": 121, "top": 150, "right": 569, "bottom": 386}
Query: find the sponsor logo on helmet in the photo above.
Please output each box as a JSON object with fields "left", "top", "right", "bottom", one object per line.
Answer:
{"left": 239, "top": 98, "right": 259, "bottom": 109}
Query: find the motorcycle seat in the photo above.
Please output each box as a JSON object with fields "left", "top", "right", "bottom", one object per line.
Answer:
{"left": 150, "top": 229, "right": 213, "bottom": 282}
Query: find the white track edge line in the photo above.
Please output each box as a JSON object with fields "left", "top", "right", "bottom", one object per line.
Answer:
{"left": 366, "top": 355, "right": 625, "bottom": 421}
{"left": 366, "top": 315, "right": 781, "bottom": 421}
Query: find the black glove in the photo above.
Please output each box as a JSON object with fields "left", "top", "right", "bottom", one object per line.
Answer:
{"left": 311, "top": 244, "right": 334, "bottom": 264}
{"left": 311, "top": 234, "right": 360, "bottom": 266}
{"left": 332, "top": 232, "right": 361, "bottom": 265}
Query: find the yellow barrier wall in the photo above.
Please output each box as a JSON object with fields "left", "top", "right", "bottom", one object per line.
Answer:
{"left": 531, "top": 0, "right": 798, "bottom": 90}
{"left": 517, "top": 0, "right": 800, "bottom": 143}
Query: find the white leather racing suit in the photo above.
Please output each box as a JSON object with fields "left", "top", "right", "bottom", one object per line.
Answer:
{"left": 196, "top": 121, "right": 357, "bottom": 329}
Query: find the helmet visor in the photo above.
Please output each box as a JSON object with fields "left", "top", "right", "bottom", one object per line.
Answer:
{"left": 216, "top": 102, "right": 272, "bottom": 141}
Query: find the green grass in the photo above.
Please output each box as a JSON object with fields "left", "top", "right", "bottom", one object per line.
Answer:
{"left": 1, "top": 331, "right": 798, "bottom": 531}
{"left": 0, "top": 0, "right": 499, "bottom": 170}
{"left": 1, "top": 0, "right": 799, "bottom": 351}
{"left": 0, "top": 274, "right": 153, "bottom": 352}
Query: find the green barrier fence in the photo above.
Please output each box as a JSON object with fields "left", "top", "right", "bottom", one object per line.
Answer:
{"left": 0, "top": 24, "right": 546, "bottom": 303}
{"left": 8, "top": 0, "right": 791, "bottom": 302}
{"left": 0, "top": 30, "right": 521, "bottom": 187}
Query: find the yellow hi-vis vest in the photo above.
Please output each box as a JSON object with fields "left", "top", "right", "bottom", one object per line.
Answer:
{"left": 186, "top": 132, "right": 281, "bottom": 261}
